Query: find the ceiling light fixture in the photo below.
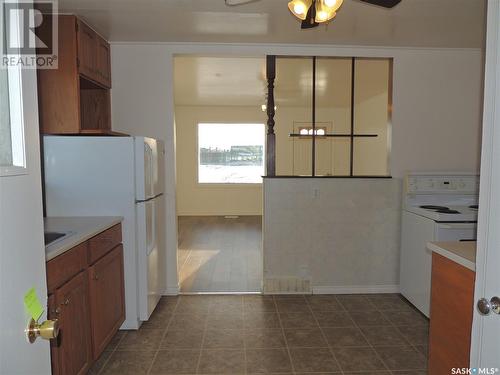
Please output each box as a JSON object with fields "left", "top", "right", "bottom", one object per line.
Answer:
{"left": 288, "top": 0, "right": 343, "bottom": 28}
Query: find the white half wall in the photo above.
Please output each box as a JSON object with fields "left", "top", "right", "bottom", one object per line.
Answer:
{"left": 110, "top": 42, "right": 483, "bottom": 294}
{"left": 263, "top": 178, "right": 402, "bottom": 294}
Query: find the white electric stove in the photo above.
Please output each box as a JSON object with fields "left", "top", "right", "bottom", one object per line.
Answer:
{"left": 400, "top": 173, "right": 479, "bottom": 317}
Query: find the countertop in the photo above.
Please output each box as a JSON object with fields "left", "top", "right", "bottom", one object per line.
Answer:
{"left": 427, "top": 241, "right": 477, "bottom": 271}
{"left": 44, "top": 216, "right": 123, "bottom": 261}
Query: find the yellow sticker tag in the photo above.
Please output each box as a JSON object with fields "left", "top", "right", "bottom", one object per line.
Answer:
{"left": 24, "top": 288, "right": 44, "bottom": 321}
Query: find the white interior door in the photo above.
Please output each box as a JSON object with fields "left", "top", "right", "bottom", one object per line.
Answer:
{"left": 0, "top": 4, "right": 51, "bottom": 373}
{"left": 470, "top": 0, "right": 500, "bottom": 369}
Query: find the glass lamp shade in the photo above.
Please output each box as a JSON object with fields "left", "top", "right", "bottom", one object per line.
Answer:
{"left": 315, "top": 0, "right": 343, "bottom": 23}
{"left": 288, "top": 0, "right": 313, "bottom": 21}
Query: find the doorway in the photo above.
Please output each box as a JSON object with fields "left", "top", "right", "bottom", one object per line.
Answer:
{"left": 173, "top": 55, "right": 266, "bottom": 293}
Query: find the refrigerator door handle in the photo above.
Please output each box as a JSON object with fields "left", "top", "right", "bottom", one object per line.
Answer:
{"left": 136, "top": 193, "right": 163, "bottom": 204}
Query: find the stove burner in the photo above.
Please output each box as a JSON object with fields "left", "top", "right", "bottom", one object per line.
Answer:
{"left": 435, "top": 209, "right": 460, "bottom": 214}
{"left": 420, "top": 205, "right": 449, "bottom": 210}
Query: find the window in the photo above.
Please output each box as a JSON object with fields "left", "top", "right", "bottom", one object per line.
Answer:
{"left": 270, "top": 56, "right": 392, "bottom": 177}
{"left": 0, "top": 65, "right": 12, "bottom": 167}
{"left": 1, "top": 5, "right": 26, "bottom": 176}
{"left": 198, "top": 123, "right": 265, "bottom": 184}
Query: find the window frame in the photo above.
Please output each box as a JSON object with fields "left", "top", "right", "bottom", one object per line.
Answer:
{"left": 270, "top": 55, "right": 393, "bottom": 178}
{"left": 0, "top": 1, "right": 28, "bottom": 177}
{"left": 196, "top": 122, "right": 266, "bottom": 186}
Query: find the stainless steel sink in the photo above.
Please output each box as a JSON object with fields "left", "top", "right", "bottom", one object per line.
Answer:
{"left": 44, "top": 231, "right": 73, "bottom": 246}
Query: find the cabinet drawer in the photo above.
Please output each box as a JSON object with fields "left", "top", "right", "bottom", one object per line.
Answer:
{"left": 47, "top": 242, "right": 88, "bottom": 294}
{"left": 88, "top": 224, "right": 122, "bottom": 264}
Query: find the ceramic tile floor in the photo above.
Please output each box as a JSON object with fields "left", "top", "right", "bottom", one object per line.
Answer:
{"left": 89, "top": 294, "right": 429, "bottom": 375}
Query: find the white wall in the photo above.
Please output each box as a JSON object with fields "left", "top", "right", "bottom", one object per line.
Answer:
{"left": 391, "top": 51, "right": 483, "bottom": 176}
{"left": 110, "top": 43, "right": 483, "bottom": 293}
{"left": 263, "top": 178, "right": 402, "bottom": 293}
{"left": 111, "top": 45, "right": 179, "bottom": 294}
{"left": 175, "top": 105, "right": 265, "bottom": 216}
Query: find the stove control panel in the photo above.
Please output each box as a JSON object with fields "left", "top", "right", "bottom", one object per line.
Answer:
{"left": 406, "top": 175, "right": 479, "bottom": 194}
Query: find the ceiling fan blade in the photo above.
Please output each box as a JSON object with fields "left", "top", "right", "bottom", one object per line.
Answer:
{"left": 358, "top": 0, "right": 402, "bottom": 8}
{"left": 224, "top": 0, "right": 262, "bottom": 6}
{"left": 301, "top": 2, "right": 319, "bottom": 29}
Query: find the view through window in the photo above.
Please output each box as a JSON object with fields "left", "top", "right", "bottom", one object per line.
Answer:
{"left": 198, "top": 123, "right": 265, "bottom": 184}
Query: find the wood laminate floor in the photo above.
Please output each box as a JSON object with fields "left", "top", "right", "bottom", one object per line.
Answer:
{"left": 177, "top": 216, "right": 262, "bottom": 293}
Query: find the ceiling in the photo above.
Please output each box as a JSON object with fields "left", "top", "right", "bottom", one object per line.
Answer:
{"left": 174, "top": 56, "right": 266, "bottom": 107}
{"left": 58, "top": 0, "right": 486, "bottom": 48}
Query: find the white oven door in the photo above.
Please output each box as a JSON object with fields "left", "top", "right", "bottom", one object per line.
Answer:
{"left": 435, "top": 222, "right": 477, "bottom": 242}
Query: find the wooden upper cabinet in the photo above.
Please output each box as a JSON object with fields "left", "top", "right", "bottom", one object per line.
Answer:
{"left": 76, "top": 20, "right": 98, "bottom": 83}
{"left": 37, "top": 15, "right": 116, "bottom": 135}
{"left": 54, "top": 271, "right": 93, "bottom": 375}
{"left": 76, "top": 20, "right": 111, "bottom": 89}
{"left": 37, "top": 16, "right": 81, "bottom": 134}
{"left": 96, "top": 35, "right": 112, "bottom": 88}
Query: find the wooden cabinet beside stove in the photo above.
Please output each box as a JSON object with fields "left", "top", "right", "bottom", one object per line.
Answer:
{"left": 428, "top": 252, "right": 475, "bottom": 374}
{"left": 46, "top": 223, "right": 125, "bottom": 375}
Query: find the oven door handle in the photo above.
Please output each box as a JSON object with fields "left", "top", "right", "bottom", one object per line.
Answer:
{"left": 437, "top": 223, "right": 477, "bottom": 230}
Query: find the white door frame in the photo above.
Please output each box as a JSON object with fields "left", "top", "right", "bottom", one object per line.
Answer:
{"left": 470, "top": 0, "right": 500, "bottom": 368}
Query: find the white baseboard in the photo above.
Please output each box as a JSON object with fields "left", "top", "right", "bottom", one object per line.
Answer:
{"left": 312, "top": 284, "right": 400, "bottom": 295}
{"left": 163, "top": 285, "right": 180, "bottom": 295}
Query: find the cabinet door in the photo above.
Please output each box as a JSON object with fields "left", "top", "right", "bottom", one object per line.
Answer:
{"left": 96, "top": 36, "right": 111, "bottom": 88}
{"left": 76, "top": 20, "right": 98, "bottom": 82}
{"left": 47, "top": 295, "right": 60, "bottom": 375}
{"left": 89, "top": 245, "right": 125, "bottom": 359}
{"left": 54, "top": 271, "right": 92, "bottom": 375}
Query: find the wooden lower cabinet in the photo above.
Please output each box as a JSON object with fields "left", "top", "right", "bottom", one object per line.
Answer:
{"left": 88, "top": 245, "right": 125, "bottom": 359}
{"left": 47, "top": 223, "right": 125, "bottom": 375}
{"left": 53, "top": 271, "right": 93, "bottom": 375}
{"left": 428, "top": 253, "right": 475, "bottom": 375}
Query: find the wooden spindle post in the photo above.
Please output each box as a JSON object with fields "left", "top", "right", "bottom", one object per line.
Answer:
{"left": 266, "top": 55, "right": 276, "bottom": 176}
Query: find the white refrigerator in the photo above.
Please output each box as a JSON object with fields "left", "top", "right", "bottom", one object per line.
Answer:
{"left": 44, "top": 135, "right": 166, "bottom": 329}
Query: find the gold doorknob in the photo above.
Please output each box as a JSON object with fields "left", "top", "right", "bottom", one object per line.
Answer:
{"left": 26, "top": 319, "right": 60, "bottom": 343}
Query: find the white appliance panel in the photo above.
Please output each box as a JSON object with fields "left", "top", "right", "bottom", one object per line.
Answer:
{"left": 155, "top": 140, "right": 165, "bottom": 196}
{"left": 400, "top": 211, "right": 436, "bottom": 317}
{"left": 135, "top": 137, "right": 157, "bottom": 201}
{"left": 400, "top": 212, "right": 478, "bottom": 317}
{"left": 405, "top": 205, "right": 478, "bottom": 222}
{"left": 137, "top": 196, "right": 162, "bottom": 320}
{"left": 435, "top": 223, "right": 477, "bottom": 241}
{"left": 146, "top": 200, "right": 155, "bottom": 256}
{"left": 406, "top": 175, "right": 479, "bottom": 195}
